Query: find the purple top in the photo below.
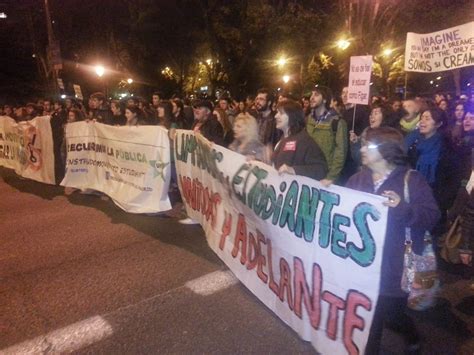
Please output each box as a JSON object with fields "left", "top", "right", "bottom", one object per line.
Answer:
{"left": 346, "top": 166, "right": 440, "bottom": 296}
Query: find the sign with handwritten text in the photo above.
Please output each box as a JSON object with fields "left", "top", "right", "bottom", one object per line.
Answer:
{"left": 404, "top": 21, "right": 474, "bottom": 73}
{"left": 347, "top": 56, "right": 373, "bottom": 105}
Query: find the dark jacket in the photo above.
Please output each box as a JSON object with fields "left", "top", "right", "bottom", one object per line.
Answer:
{"left": 272, "top": 130, "right": 328, "bottom": 180}
{"left": 91, "top": 107, "right": 113, "bottom": 125}
{"left": 256, "top": 110, "right": 281, "bottom": 147}
{"left": 192, "top": 116, "right": 224, "bottom": 146}
{"left": 346, "top": 166, "right": 440, "bottom": 297}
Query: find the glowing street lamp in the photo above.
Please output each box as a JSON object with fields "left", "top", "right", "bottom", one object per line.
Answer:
{"left": 127, "top": 78, "right": 133, "bottom": 84}
{"left": 336, "top": 39, "right": 350, "bottom": 51}
{"left": 95, "top": 65, "right": 105, "bottom": 77}
{"left": 277, "top": 57, "right": 287, "bottom": 67}
{"left": 282, "top": 75, "right": 290, "bottom": 84}
{"left": 383, "top": 48, "right": 393, "bottom": 57}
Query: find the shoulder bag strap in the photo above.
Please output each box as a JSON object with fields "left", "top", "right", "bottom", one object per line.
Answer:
{"left": 404, "top": 169, "right": 412, "bottom": 244}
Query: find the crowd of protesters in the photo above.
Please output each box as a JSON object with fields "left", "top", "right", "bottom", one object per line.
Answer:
{"left": 2, "top": 86, "right": 474, "bottom": 354}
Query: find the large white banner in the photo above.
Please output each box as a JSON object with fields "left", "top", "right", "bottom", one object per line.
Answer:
{"left": 0, "top": 116, "right": 55, "bottom": 184}
{"left": 61, "top": 121, "right": 171, "bottom": 213}
{"left": 175, "top": 130, "right": 389, "bottom": 354}
{"left": 405, "top": 21, "right": 474, "bottom": 73}
{"left": 347, "top": 56, "right": 373, "bottom": 105}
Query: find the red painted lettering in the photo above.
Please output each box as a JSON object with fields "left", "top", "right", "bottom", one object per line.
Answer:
{"left": 322, "top": 291, "right": 345, "bottom": 340}
{"left": 343, "top": 290, "right": 372, "bottom": 355}
{"left": 293, "top": 257, "right": 322, "bottom": 329}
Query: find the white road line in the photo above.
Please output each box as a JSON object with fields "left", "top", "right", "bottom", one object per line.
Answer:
{"left": 185, "top": 270, "right": 239, "bottom": 296}
{"left": 1, "top": 316, "right": 113, "bottom": 354}
{"left": 1, "top": 270, "right": 236, "bottom": 353}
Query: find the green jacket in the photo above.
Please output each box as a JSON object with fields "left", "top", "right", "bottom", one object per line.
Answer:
{"left": 306, "top": 110, "right": 348, "bottom": 181}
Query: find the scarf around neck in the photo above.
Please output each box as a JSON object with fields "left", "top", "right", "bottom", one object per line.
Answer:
{"left": 414, "top": 130, "right": 442, "bottom": 185}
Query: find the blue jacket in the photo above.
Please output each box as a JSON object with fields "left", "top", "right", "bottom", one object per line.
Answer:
{"left": 346, "top": 166, "right": 440, "bottom": 296}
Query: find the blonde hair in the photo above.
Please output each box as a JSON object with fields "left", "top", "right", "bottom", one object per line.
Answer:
{"left": 234, "top": 112, "right": 258, "bottom": 142}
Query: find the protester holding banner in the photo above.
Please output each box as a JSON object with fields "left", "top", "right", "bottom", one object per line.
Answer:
{"left": 156, "top": 100, "right": 176, "bottom": 129}
{"left": 125, "top": 107, "right": 146, "bottom": 126}
{"left": 228, "top": 112, "right": 270, "bottom": 164}
{"left": 191, "top": 100, "right": 224, "bottom": 146}
{"left": 272, "top": 100, "right": 328, "bottom": 179}
{"left": 110, "top": 100, "right": 126, "bottom": 126}
{"left": 171, "top": 98, "right": 192, "bottom": 129}
{"left": 89, "top": 92, "right": 113, "bottom": 125}
{"left": 346, "top": 127, "right": 440, "bottom": 354}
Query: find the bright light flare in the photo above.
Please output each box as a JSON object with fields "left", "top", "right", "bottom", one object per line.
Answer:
{"left": 336, "top": 39, "right": 350, "bottom": 50}
{"left": 95, "top": 65, "right": 105, "bottom": 77}
{"left": 277, "top": 57, "right": 287, "bottom": 67}
{"left": 383, "top": 48, "right": 393, "bottom": 57}
{"left": 282, "top": 75, "right": 290, "bottom": 84}
{"left": 127, "top": 78, "right": 133, "bottom": 84}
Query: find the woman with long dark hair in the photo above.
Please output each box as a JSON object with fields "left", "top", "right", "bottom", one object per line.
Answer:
{"left": 157, "top": 100, "right": 176, "bottom": 129}
{"left": 171, "top": 98, "right": 191, "bottom": 129}
{"left": 272, "top": 100, "right": 327, "bottom": 179}
{"left": 124, "top": 107, "right": 146, "bottom": 126}
{"left": 213, "top": 107, "right": 233, "bottom": 147}
{"left": 110, "top": 100, "right": 126, "bottom": 126}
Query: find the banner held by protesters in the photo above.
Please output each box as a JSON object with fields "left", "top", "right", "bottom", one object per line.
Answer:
{"left": 62, "top": 121, "right": 171, "bottom": 213}
{"left": 0, "top": 116, "right": 55, "bottom": 184}
{"left": 174, "top": 129, "right": 389, "bottom": 354}
{"left": 404, "top": 21, "right": 474, "bottom": 73}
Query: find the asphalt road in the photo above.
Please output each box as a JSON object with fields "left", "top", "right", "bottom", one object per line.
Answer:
{"left": 1, "top": 167, "right": 473, "bottom": 354}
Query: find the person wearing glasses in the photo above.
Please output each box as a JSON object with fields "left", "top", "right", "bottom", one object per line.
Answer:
{"left": 346, "top": 126, "right": 440, "bottom": 354}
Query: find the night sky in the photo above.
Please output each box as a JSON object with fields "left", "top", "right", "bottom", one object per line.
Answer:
{"left": 0, "top": 0, "right": 472, "bottom": 103}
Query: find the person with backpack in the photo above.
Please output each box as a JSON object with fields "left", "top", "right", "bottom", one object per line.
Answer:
{"left": 306, "top": 86, "right": 348, "bottom": 186}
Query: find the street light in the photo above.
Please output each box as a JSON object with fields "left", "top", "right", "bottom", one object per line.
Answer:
{"left": 127, "top": 78, "right": 133, "bottom": 84}
{"left": 336, "top": 39, "right": 350, "bottom": 51}
{"left": 383, "top": 48, "right": 393, "bottom": 57}
{"left": 282, "top": 75, "right": 290, "bottom": 84}
{"left": 277, "top": 57, "right": 287, "bottom": 67}
{"left": 95, "top": 65, "right": 105, "bottom": 77}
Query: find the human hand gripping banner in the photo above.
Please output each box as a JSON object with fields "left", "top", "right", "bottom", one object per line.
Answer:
{"left": 0, "top": 116, "right": 55, "bottom": 184}
{"left": 174, "top": 130, "right": 389, "bottom": 354}
{"left": 61, "top": 121, "right": 171, "bottom": 213}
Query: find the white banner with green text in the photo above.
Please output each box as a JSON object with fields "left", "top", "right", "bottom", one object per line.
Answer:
{"left": 61, "top": 121, "right": 171, "bottom": 213}
{"left": 174, "top": 130, "right": 389, "bottom": 355}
